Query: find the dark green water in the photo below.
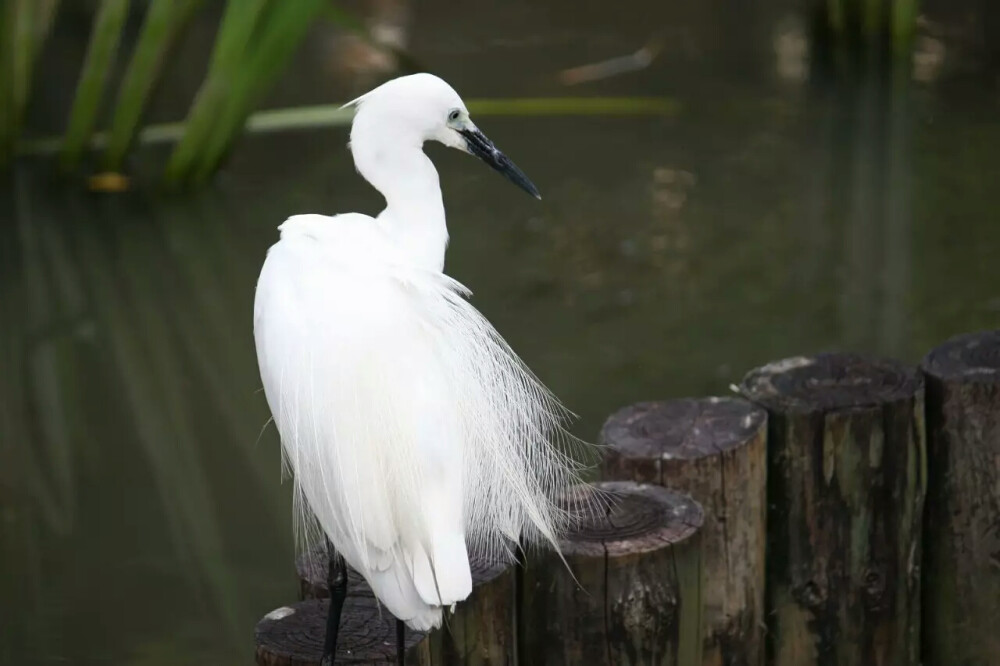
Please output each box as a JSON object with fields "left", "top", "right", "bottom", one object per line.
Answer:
{"left": 1, "top": 0, "right": 998, "bottom": 663}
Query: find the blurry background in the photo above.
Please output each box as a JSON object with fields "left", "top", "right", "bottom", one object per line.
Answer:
{"left": 0, "top": 0, "right": 997, "bottom": 663}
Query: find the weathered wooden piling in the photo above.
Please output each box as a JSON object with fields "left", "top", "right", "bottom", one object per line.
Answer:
{"left": 417, "top": 559, "right": 515, "bottom": 666}
{"left": 921, "top": 330, "right": 1000, "bottom": 666}
{"left": 296, "top": 545, "right": 516, "bottom": 665}
{"left": 740, "top": 353, "right": 925, "bottom": 666}
{"left": 296, "top": 544, "right": 369, "bottom": 600}
{"left": 254, "top": 596, "right": 427, "bottom": 665}
{"left": 600, "top": 398, "right": 767, "bottom": 666}
{"left": 519, "top": 481, "right": 704, "bottom": 665}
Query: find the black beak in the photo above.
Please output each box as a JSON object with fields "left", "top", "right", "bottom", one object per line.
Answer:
{"left": 459, "top": 128, "right": 541, "bottom": 199}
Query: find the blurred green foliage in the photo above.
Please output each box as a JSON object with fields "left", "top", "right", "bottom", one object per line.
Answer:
{"left": 825, "top": 0, "right": 920, "bottom": 53}
{"left": 0, "top": 0, "right": 331, "bottom": 182}
{"left": 0, "top": 0, "right": 685, "bottom": 188}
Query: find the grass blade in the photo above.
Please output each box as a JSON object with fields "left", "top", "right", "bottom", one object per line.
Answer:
{"left": 188, "top": 0, "right": 327, "bottom": 184}
{"left": 18, "top": 97, "right": 681, "bottom": 156}
{"left": 102, "top": 0, "right": 205, "bottom": 171}
{"left": 60, "top": 0, "right": 130, "bottom": 169}
{"left": 891, "top": 0, "right": 919, "bottom": 54}
{"left": 31, "top": 0, "right": 60, "bottom": 62}
{"left": 162, "top": 0, "right": 269, "bottom": 186}
{"left": 827, "top": 0, "right": 846, "bottom": 35}
{"left": 0, "top": 0, "right": 36, "bottom": 164}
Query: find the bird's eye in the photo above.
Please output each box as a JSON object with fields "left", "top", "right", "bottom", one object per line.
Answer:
{"left": 448, "top": 109, "right": 461, "bottom": 122}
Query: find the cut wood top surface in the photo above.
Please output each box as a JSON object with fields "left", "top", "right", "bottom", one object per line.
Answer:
{"left": 255, "top": 597, "right": 424, "bottom": 664}
{"left": 922, "top": 329, "right": 1000, "bottom": 382}
{"left": 558, "top": 482, "right": 703, "bottom": 558}
{"left": 740, "top": 352, "right": 921, "bottom": 412}
{"left": 296, "top": 542, "right": 511, "bottom": 598}
{"left": 600, "top": 397, "right": 765, "bottom": 460}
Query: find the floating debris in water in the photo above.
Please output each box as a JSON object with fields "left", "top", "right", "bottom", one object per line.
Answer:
{"left": 559, "top": 39, "right": 661, "bottom": 85}
{"left": 87, "top": 172, "right": 130, "bottom": 193}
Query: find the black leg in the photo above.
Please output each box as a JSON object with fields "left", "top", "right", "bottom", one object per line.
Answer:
{"left": 321, "top": 539, "right": 347, "bottom": 666}
{"left": 396, "top": 619, "right": 405, "bottom": 665}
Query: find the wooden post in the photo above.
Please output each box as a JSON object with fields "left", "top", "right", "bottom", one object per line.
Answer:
{"left": 740, "top": 353, "right": 925, "bottom": 666}
{"left": 295, "top": 544, "right": 369, "bottom": 600}
{"left": 297, "top": 546, "right": 515, "bottom": 665}
{"left": 600, "top": 398, "right": 767, "bottom": 666}
{"left": 417, "top": 559, "right": 514, "bottom": 665}
{"left": 255, "top": 596, "right": 428, "bottom": 665}
{"left": 519, "top": 481, "right": 704, "bottom": 665}
{"left": 921, "top": 330, "right": 1000, "bottom": 666}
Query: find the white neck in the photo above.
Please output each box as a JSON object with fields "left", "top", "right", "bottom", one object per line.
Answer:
{"left": 352, "top": 133, "right": 449, "bottom": 272}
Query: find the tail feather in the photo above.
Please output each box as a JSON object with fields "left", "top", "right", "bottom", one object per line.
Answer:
{"left": 408, "top": 534, "right": 472, "bottom": 606}
{"left": 365, "top": 555, "right": 444, "bottom": 631}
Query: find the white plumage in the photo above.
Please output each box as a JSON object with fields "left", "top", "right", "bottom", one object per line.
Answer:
{"left": 253, "top": 74, "right": 590, "bottom": 630}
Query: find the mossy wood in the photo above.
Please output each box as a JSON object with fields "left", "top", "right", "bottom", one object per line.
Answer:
{"left": 519, "top": 481, "right": 704, "bottom": 666}
{"left": 296, "top": 545, "right": 515, "bottom": 665}
{"left": 921, "top": 330, "right": 1000, "bottom": 666}
{"left": 740, "top": 353, "right": 925, "bottom": 666}
{"left": 601, "top": 398, "right": 767, "bottom": 666}
{"left": 254, "top": 597, "right": 428, "bottom": 665}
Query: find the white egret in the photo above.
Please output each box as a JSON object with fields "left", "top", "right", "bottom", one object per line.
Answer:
{"left": 253, "top": 73, "right": 592, "bottom": 661}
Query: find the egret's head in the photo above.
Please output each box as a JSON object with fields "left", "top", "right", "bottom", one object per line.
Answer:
{"left": 346, "top": 73, "right": 541, "bottom": 199}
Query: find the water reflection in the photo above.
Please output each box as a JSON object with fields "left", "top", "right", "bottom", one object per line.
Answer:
{"left": 1, "top": 172, "right": 293, "bottom": 662}
{"left": 2, "top": 1, "right": 1000, "bottom": 663}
